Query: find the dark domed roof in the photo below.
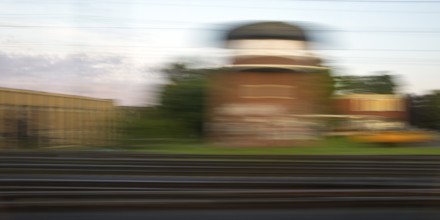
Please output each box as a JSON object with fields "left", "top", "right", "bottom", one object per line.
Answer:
{"left": 226, "top": 21, "right": 308, "bottom": 41}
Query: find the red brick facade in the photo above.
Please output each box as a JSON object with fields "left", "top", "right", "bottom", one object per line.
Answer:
{"left": 207, "top": 70, "right": 329, "bottom": 146}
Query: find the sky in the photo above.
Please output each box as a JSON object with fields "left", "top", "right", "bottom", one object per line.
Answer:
{"left": 1, "top": 0, "right": 440, "bottom": 106}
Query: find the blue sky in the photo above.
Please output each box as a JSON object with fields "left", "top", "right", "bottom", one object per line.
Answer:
{"left": 1, "top": 0, "right": 440, "bottom": 105}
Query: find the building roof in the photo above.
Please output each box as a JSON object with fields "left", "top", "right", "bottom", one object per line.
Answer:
{"left": 333, "top": 94, "right": 405, "bottom": 100}
{"left": 0, "top": 86, "right": 114, "bottom": 103}
{"left": 222, "top": 64, "right": 327, "bottom": 72}
{"left": 225, "top": 21, "right": 308, "bottom": 41}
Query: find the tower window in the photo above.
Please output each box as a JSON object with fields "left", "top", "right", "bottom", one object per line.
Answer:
{"left": 240, "top": 85, "right": 295, "bottom": 99}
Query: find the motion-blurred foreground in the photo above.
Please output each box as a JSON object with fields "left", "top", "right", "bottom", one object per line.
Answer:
{"left": 2, "top": 152, "right": 440, "bottom": 220}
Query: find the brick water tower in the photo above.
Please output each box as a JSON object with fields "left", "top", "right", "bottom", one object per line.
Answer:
{"left": 207, "top": 21, "right": 331, "bottom": 146}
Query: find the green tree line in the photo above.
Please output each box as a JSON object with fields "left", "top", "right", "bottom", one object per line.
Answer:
{"left": 121, "top": 63, "right": 440, "bottom": 146}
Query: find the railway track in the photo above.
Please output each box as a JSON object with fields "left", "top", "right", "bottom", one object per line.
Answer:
{"left": 1, "top": 151, "right": 440, "bottom": 210}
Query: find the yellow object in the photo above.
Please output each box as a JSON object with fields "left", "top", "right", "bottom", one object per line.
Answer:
{"left": 350, "top": 131, "right": 437, "bottom": 144}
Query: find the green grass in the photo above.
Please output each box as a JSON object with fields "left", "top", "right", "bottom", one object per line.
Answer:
{"left": 119, "top": 137, "right": 440, "bottom": 155}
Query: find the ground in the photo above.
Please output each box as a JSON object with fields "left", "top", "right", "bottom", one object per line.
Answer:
{"left": 51, "top": 137, "right": 440, "bottom": 155}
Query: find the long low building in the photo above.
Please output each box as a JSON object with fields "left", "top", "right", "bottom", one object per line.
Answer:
{"left": 0, "top": 87, "right": 116, "bottom": 149}
{"left": 331, "top": 94, "right": 409, "bottom": 132}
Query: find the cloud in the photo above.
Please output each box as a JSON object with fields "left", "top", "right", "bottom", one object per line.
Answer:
{"left": 0, "top": 51, "right": 165, "bottom": 106}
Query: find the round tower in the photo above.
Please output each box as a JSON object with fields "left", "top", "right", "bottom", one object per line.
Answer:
{"left": 208, "top": 21, "right": 330, "bottom": 146}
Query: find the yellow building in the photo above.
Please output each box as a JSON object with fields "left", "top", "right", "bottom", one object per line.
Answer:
{"left": 0, "top": 87, "right": 116, "bottom": 149}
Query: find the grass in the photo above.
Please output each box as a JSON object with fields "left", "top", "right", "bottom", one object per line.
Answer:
{"left": 118, "top": 137, "right": 440, "bottom": 155}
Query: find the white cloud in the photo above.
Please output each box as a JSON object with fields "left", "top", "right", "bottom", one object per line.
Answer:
{"left": 0, "top": 52, "right": 165, "bottom": 106}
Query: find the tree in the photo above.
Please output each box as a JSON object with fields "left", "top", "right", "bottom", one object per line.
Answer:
{"left": 333, "top": 72, "right": 398, "bottom": 94}
{"left": 158, "top": 62, "right": 211, "bottom": 138}
{"left": 161, "top": 62, "right": 203, "bottom": 83}
{"left": 410, "top": 91, "right": 440, "bottom": 130}
{"left": 119, "top": 62, "right": 211, "bottom": 145}
{"left": 120, "top": 107, "right": 190, "bottom": 143}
